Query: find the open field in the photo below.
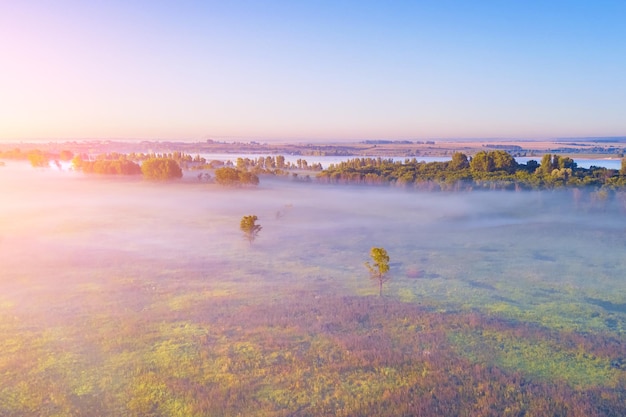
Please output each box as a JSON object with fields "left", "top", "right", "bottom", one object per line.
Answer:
{"left": 344, "top": 139, "right": 626, "bottom": 158}
{"left": 1, "top": 162, "right": 625, "bottom": 416}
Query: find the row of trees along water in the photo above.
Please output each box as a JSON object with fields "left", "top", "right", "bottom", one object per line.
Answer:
{"left": 91, "top": 152, "right": 322, "bottom": 172}
{"left": 6, "top": 147, "right": 626, "bottom": 190}
{"left": 317, "top": 150, "right": 626, "bottom": 190}
{"left": 0, "top": 148, "right": 322, "bottom": 177}
{"left": 70, "top": 151, "right": 323, "bottom": 173}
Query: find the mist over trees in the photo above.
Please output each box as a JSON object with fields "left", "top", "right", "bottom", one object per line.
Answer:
{"left": 6, "top": 146, "right": 626, "bottom": 195}
{"left": 0, "top": 148, "right": 73, "bottom": 169}
{"left": 69, "top": 154, "right": 182, "bottom": 179}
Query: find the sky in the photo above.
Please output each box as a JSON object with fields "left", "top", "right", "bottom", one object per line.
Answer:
{"left": 1, "top": 0, "right": 626, "bottom": 143}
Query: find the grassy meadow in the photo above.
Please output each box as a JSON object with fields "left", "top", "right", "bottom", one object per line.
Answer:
{"left": 0, "top": 162, "right": 625, "bottom": 416}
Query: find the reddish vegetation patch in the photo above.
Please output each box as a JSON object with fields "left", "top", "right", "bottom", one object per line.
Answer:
{"left": 405, "top": 266, "right": 425, "bottom": 279}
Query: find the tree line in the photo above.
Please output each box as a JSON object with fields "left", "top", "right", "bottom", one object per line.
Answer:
{"left": 70, "top": 154, "right": 182, "bottom": 180}
{"left": 7, "top": 147, "right": 626, "bottom": 191}
{"left": 0, "top": 148, "right": 322, "bottom": 186}
{"left": 0, "top": 148, "right": 74, "bottom": 168}
{"left": 235, "top": 155, "right": 323, "bottom": 173}
{"left": 317, "top": 150, "right": 626, "bottom": 191}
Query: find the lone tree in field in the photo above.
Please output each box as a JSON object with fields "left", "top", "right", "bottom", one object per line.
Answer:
{"left": 240, "top": 215, "right": 262, "bottom": 245}
{"left": 365, "top": 247, "right": 390, "bottom": 296}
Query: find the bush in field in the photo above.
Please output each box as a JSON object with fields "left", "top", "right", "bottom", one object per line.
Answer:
{"left": 141, "top": 158, "right": 183, "bottom": 180}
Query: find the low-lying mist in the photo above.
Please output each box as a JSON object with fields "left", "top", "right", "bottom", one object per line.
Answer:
{"left": 2, "top": 162, "right": 625, "bottom": 332}
{"left": 2, "top": 161, "right": 626, "bottom": 416}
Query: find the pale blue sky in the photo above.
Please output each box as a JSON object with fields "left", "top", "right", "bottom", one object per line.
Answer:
{"left": 1, "top": 1, "right": 625, "bottom": 142}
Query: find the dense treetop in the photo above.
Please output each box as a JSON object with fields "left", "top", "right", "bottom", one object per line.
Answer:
{"left": 214, "top": 167, "right": 260, "bottom": 186}
{"left": 72, "top": 154, "right": 142, "bottom": 176}
{"left": 141, "top": 158, "right": 183, "bottom": 180}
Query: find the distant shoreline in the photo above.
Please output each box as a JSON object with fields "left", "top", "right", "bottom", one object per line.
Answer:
{"left": 1, "top": 139, "right": 625, "bottom": 160}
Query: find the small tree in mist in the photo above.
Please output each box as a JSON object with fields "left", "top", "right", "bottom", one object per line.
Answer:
{"left": 240, "top": 215, "right": 262, "bottom": 245}
{"left": 365, "top": 247, "right": 390, "bottom": 296}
